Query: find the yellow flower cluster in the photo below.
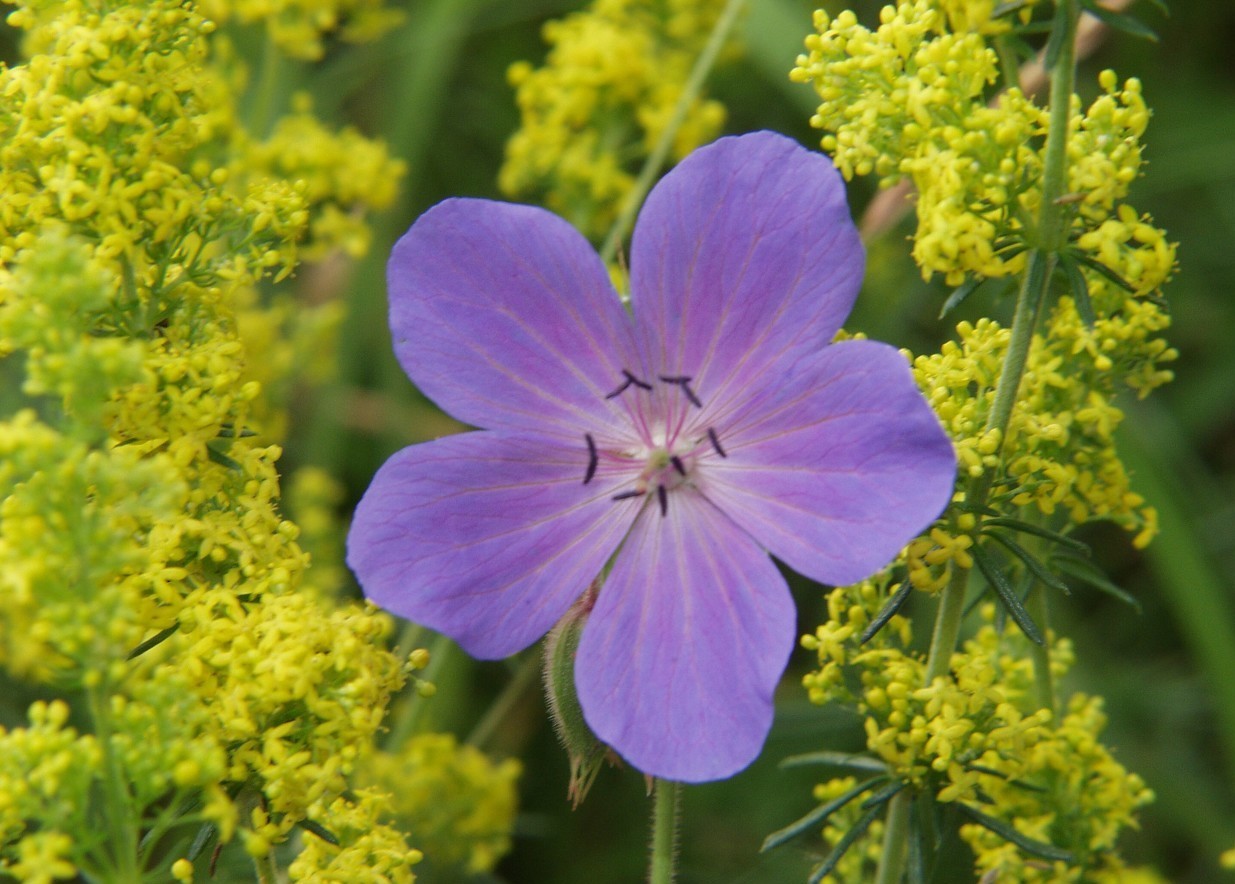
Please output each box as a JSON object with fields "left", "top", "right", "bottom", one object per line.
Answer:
{"left": 0, "top": 0, "right": 419, "bottom": 877}
{"left": 286, "top": 790, "right": 422, "bottom": 883}
{"left": 0, "top": 0, "right": 301, "bottom": 281}
{"left": 792, "top": 3, "right": 1175, "bottom": 291}
{"left": 364, "top": 733, "right": 522, "bottom": 875}
{"left": 240, "top": 94, "right": 406, "bottom": 259}
{"left": 197, "top": 0, "right": 403, "bottom": 61}
{"left": 500, "top": 0, "right": 728, "bottom": 239}
{"left": 804, "top": 596, "right": 1152, "bottom": 878}
{"left": 0, "top": 701, "right": 99, "bottom": 881}
{"left": 960, "top": 694, "right": 1154, "bottom": 882}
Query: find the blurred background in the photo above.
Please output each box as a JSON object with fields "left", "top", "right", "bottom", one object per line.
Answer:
{"left": 6, "top": 0, "right": 1232, "bottom": 880}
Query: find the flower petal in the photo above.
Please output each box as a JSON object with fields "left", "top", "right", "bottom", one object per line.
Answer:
{"left": 629, "top": 131, "right": 863, "bottom": 414}
{"left": 346, "top": 432, "right": 637, "bottom": 659}
{"left": 388, "top": 199, "right": 640, "bottom": 439}
{"left": 575, "top": 490, "right": 796, "bottom": 782}
{"left": 702, "top": 340, "right": 957, "bottom": 586}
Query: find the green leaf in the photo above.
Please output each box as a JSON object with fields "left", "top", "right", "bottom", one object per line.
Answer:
{"left": 956, "top": 802, "right": 1075, "bottom": 862}
{"left": 971, "top": 544, "right": 1045, "bottom": 645}
{"left": 860, "top": 780, "right": 905, "bottom": 810}
{"left": 187, "top": 822, "right": 217, "bottom": 861}
{"left": 1051, "top": 552, "right": 1143, "bottom": 612}
{"left": 1142, "top": 0, "right": 1169, "bottom": 16}
{"left": 1070, "top": 249, "right": 1137, "bottom": 293}
{"left": 980, "top": 517, "right": 1090, "bottom": 554}
{"left": 807, "top": 804, "right": 883, "bottom": 884}
{"left": 993, "top": 0, "right": 1035, "bottom": 18}
{"left": 761, "top": 777, "right": 886, "bottom": 853}
{"left": 126, "top": 623, "right": 180, "bottom": 660}
{"left": 779, "top": 751, "right": 889, "bottom": 774}
{"left": 860, "top": 581, "right": 914, "bottom": 644}
{"left": 299, "top": 818, "right": 341, "bottom": 846}
{"left": 939, "top": 277, "right": 984, "bottom": 319}
{"left": 1058, "top": 252, "right": 1096, "bottom": 327}
{"left": 206, "top": 443, "right": 243, "bottom": 472}
{"left": 1081, "top": 1, "right": 1160, "bottom": 41}
{"left": 983, "top": 530, "right": 1071, "bottom": 594}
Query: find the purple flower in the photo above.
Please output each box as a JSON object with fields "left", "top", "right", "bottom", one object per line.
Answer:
{"left": 347, "top": 132, "right": 956, "bottom": 783}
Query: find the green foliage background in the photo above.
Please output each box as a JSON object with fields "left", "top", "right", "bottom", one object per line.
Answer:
{"left": 3, "top": 0, "right": 1231, "bottom": 881}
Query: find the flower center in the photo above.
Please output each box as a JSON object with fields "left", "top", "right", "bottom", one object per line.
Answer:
{"left": 583, "top": 369, "right": 728, "bottom": 516}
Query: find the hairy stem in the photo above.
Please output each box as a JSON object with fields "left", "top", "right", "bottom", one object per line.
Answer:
{"left": 647, "top": 779, "right": 682, "bottom": 884}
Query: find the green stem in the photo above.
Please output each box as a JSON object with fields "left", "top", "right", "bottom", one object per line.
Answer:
{"left": 465, "top": 653, "right": 538, "bottom": 749}
{"left": 87, "top": 684, "right": 140, "bottom": 882}
{"left": 1026, "top": 585, "right": 1054, "bottom": 711}
{"left": 873, "top": 791, "right": 912, "bottom": 884}
{"left": 924, "top": 563, "right": 971, "bottom": 682}
{"left": 647, "top": 779, "right": 682, "bottom": 884}
{"left": 248, "top": 32, "right": 288, "bottom": 138}
{"left": 253, "top": 850, "right": 281, "bottom": 884}
{"left": 923, "top": 0, "right": 1079, "bottom": 678}
{"left": 383, "top": 632, "right": 454, "bottom": 750}
{"left": 598, "top": 0, "right": 745, "bottom": 265}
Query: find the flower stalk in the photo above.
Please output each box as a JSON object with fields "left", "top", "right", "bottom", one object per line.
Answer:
{"left": 648, "top": 778, "right": 682, "bottom": 884}
{"left": 924, "top": 0, "right": 1080, "bottom": 682}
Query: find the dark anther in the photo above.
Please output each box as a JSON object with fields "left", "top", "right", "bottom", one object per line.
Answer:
{"left": 670, "top": 455, "right": 686, "bottom": 476}
{"left": 605, "top": 369, "right": 654, "bottom": 399}
{"left": 707, "top": 427, "right": 727, "bottom": 458}
{"left": 583, "top": 433, "right": 598, "bottom": 485}
{"left": 612, "top": 489, "right": 645, "bottom": 501}
{"left": 656, "top": 484, "right": 668, "bottom": 517}
{"left": 658, "top": 374, "right": 702, "bottom": 408}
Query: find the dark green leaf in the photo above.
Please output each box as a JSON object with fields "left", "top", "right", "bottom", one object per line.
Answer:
{"left": 761, "top": 777, "right": 886, "bottom": 853}
{"left": 206, "top": 443, "right": 243, "bottom": 471}
{"left": 971, "top": 544, "right": 1045, "bottom": 645}
{"left": 1081, "top": 2, "right": 1159, "bottom": 41}
{"left": 299, "top": 818, "right": 341, "bottom": 846}
{"left": 993, "top": 0, "right": 1034, "bottom": 18}
{"left": 984, "top": 531, "right": 1071, "bottom": 594}
{"left": 860, "top": 780, "right": 905, "bottom": 810}
{"left": 1058, "top": 253, "right": 1096, "bottom": 327}
{"left": 1070, "top": 250, "right": 1137, "bottom": 293}
{"left": 860, "top": 582, "right": 914, "bottom": 644}
{"left": 126, "top": 623, "right": 180, "bottom": 660}
{"left": 779, "top": 751, "right": 889, "bottom": 773}
{"left": 1052, "top": 553, "right": 1143, "bottom": 612}
{"left": 807, "top": 804, "right": 883, "bottom": 884}
{"left": 980, "top": 517, "right": 1090, "bottom": 554}
{"left": 187, "top": 822, "right": 217, "bottom": 861}
{"left": 956, "top": 802, "right": 1075, "bottom": 862}
{"left": 1142, "top": 0, "right": 1169, "bottom": 16}
{"left": 939, "top": 277, "right": 984, "bottom": 319}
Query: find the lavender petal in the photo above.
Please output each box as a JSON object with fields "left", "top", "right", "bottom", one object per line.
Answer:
{"left": 701, "top": 339, "right": 957, "bottom": 587}
{"left": 388, "top": 198, "right": 641, "bottom": 439}
{"left": 575, "top": 490, "right": 795, "bottom": 782}
{"left": 346, "top": 432, "right": 636, "bottom": 659}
